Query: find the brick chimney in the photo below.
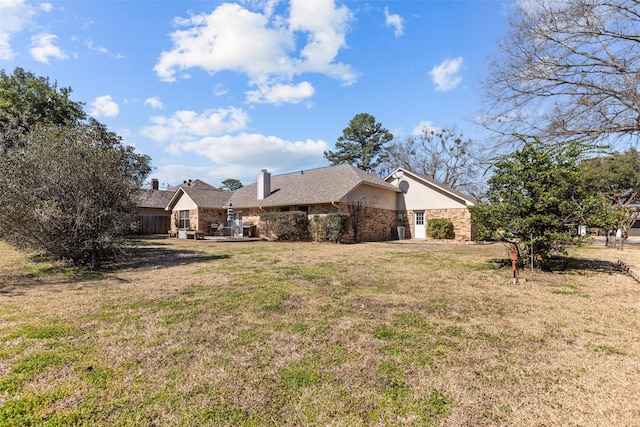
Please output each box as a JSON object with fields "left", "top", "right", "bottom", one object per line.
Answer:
{"left": 151, "top": 178, "right": 159, "bottom": 190}
{"left": 257, "top": 169, "right": 271, "bottom": 200}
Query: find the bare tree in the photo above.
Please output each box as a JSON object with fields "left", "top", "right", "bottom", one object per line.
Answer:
{"left": 383, "top": 125, "right": 483, "bottom": 195}
{"left": 347, "top": 200, "right": 369, "bottom": 243}
{"left": 482, "top": 0, "right": 640, "bottom": 147}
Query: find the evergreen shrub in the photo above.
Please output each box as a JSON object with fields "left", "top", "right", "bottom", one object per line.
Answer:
{"left": 259, "top": 211, "right": 309, "bottom": 241}
{"left": 309, "top": 214, "right": 349, "bottom": 242}
{"left": 427, "top": 218, "right": 455, "bottom": 239}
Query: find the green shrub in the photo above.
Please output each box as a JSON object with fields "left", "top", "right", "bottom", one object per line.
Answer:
{"left": 426, "top": 218, "right": 455, "bottom": 239}
{"left": 309, "top": 214, "right": 349, "bottom": 242}
{"left": 259, "top": 211, "right": 309, "bottom": 241}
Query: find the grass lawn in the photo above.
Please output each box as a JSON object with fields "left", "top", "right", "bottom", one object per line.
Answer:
{"left": 1, "top": 238, "right": 639, "bottom": 426}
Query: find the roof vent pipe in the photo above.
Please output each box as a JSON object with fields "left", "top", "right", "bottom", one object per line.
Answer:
{"left": 258, "top": 169, "right": 271, "bottom": 200}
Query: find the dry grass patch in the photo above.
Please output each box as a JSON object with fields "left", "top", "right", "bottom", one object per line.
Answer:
{"left": 1, "top": 239, "right": 639, "bottom": 425}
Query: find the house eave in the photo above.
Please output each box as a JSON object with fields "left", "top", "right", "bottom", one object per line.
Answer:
{"left": 386, "top": 167, "right": 476, "bottom": 205}
{"left": 165, "top": 187, "right": 185, "bottom": 211}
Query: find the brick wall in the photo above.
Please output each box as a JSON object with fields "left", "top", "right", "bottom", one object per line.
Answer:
{"left": 196, "top": 208, "right": 226, "bottom": 231}
{"left": 169, "top": 205, "right": 474, "bottom": 241}
{"left": 356, "top": 207, "right": 398, "bottom": 242}
{"left": 424, "top": 208, "right": 475, "bottom": 241}
{"left": 240, "top": 204, "right": 400, "bottom": 242}
{"left": 169, "top": 208, "right": 240, "bottom": 233}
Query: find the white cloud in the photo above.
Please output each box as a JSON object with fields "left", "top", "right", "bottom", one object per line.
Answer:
{"left": 29, "top": 33, "right": 67, "bottom": 63}
{"left": 288, "top": 0, "right": 355, "bottom": 79}
{"left": 0, "top": 0, "right": 35, "bottom": 60}
{"left": 90, "top": 95, "right": 119, "bottom": 118}
{"left": 169, "top": 133, "right": 328, "bottom": 171}
{"left": 241, "top": 0, "right": 281, "bottom": 19}
{"left": 154, "top": 0, "right": 356, "bottom": 104}
{"left": 84, "top": 39, "right": 108, "bottom": 54}
{"left": 384, "top": 7, "right": 404, "bottom": 37}
{"left": 0, "top": 34, "right": 12, "bottom": 60}
{"left": 141, "top": 107, "right": 250, "bottom": 142}
{"left": 151, "top": 163, "right": 262, "bottom": 190}
{"left": 84, "top": 39, "right": 124, "bottom": 58}
{"left": 155, "top": 3, "right": 293, "bottom": 82}
{"left": 429, "top": 57, "right": 463, "bottom": 92}
{"left": 39, "top": 2, "right": 52, "bottom": 12}
{"left": 213, "top": 84, "right": 228, "bottom": 96}
{"left": 144, "top": 96, "right": 163, "bottom": 110}
{"left": 412, "top": 121, "right": 440, "bottom": 136}
{"left": 246, "top": 81, "right": 315, "bottom": 104}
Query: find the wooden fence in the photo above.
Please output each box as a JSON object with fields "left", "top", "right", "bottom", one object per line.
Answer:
{"left": 134, "top": 215, "right": 171, "bottom": 235}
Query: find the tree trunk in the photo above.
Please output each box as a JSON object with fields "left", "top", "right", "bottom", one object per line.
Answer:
{"left": 90, "top": 247, "right": 102, "bottom": 271}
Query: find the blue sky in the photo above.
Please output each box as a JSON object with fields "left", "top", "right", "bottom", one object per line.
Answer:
{"left": 1, "top": 0, "right": 511, "bottom": 189}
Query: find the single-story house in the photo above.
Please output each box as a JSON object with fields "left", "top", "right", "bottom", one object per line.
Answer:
{"left": 166, "top": 183, "right": 232, "bottom": 236}
{"left": 164, "top": 164, "right": 476, "bottom": 241}
{"left": 229, "top": 164, "right": 403, "bottom": 241}
{"left": 135, "top": 179, "right": 222, "bottom": 234}
{"left": 135, "top": 179, "right": 175, "bottom": 234}
{"left": 384, "top": 168, "right": 476, "bottom": 241}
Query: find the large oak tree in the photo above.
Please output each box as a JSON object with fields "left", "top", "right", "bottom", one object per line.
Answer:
{"left": 0, "top": 68, "right": 150, "bottom": 270}
{"left": 0, "top": 67, "right": 86, "bottom": 149}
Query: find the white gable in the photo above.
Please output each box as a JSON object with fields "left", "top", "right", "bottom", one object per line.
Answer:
{"left": 346, "top": 184, "right": 397, "bottom": 210}
{"left": 386, "top": 169, "right": 473, "bottom": 211}
{"left": 173, "top": 192, "right": 197, "bottom": 210}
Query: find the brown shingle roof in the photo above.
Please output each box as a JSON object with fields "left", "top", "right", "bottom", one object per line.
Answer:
{"left": 137, "top": 189, "right": 175, "bottom": 209}
{"left": 184, "top": 187, "right": 232, "bottom": 208}
{"left": 230, "top": 164, "right": 399, "bottom": 208}
{"left": 168, "top": 179, "right": 218, "bottom": 191}
{"left": 167, "top": 187, "right": 232, "bottom": 210}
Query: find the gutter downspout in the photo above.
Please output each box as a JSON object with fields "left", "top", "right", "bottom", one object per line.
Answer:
{"left": 331, "top": 201, "right": 340, "bottom": 212}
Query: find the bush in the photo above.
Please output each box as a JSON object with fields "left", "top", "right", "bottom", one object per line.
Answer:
{"left": 0, "top": 121, "right": 150, "bottom": 270}
{"left": 259, "top": 211, "right": 309, "bottom": 241}
{"left": 427, "top": 218, "right": 455, "bottom": 239}
{"left": 309, "top": 214, "right": 350, "bottom": 242}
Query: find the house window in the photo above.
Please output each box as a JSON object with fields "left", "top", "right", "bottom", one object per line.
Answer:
{"left": 179, "top": 210, "right": 190, "bottom": 229}
{"left": 297, "top": 206, "right": 309, "bottom": 214}
{"left": 280, "top": 207, "right": 290, "bottom": 212}
{"left": 415, "top": 211, "right": 425, "bottom": 226}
